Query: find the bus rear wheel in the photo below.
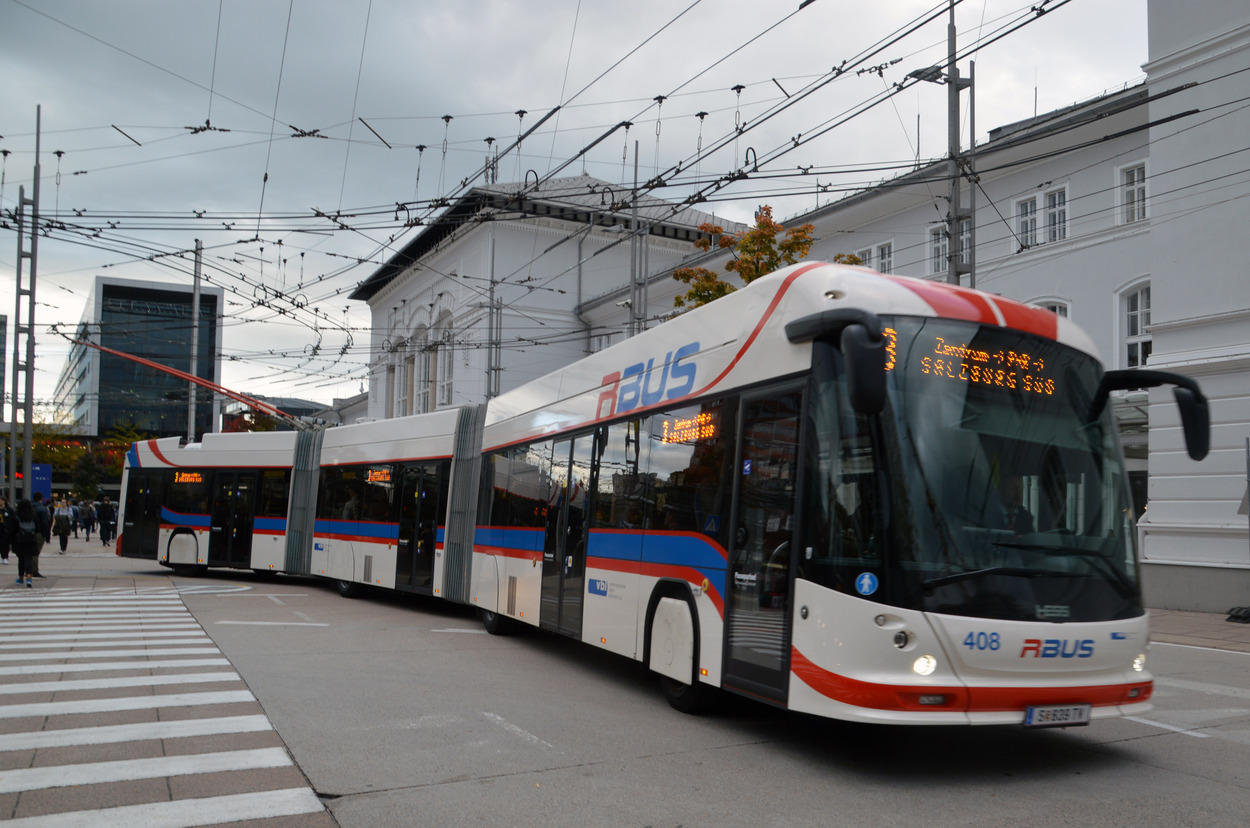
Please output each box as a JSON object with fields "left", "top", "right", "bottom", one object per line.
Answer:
{"left": 659, "top": 674, "right": 717, "bottom": 714}
{"left": 480, "top": 608, "right": 517, "bottom": 635}
{"left": 337, "top": 579, "right": 363, "bottom": 599}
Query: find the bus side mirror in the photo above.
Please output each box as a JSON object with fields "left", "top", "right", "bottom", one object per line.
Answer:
{"left": 784, "top": 308, "right": 887, "bottom": 415}
{"left": 1091, "top": 369, "right": 1210, "bottom": 461}
{"left": 841, "top": 323, "right": 886, "bottom": 415}
{"left": 1172, "top": 386, "right": 1210, "bottom": 461}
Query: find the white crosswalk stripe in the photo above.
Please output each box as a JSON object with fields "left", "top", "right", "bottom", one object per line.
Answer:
{"left": 0, "top": 586, "right": 328, "bottom": 825}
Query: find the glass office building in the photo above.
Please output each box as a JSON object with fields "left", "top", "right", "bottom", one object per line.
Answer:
{"left": 53, "top": 277, "right": 223, "bottom": 439}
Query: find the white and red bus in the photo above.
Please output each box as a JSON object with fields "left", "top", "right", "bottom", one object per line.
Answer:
{"left": 120, "top": 261, "right": 1209, "bottom": 726}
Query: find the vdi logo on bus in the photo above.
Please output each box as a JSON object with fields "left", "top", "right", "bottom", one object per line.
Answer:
{"left": 597, "top": 341, "right": 699, "bottom": 419}
{"left": 588, "top": 579, "right": 608, "bottom": 596}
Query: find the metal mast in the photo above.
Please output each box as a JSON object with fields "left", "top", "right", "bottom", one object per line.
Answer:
{"left": 9, "top": 106, "right": 41, "bottom": 501}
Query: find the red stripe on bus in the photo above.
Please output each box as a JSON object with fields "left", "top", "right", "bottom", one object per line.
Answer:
{"left": 791, "top": 647, "right": 1151, "bottom": 712}
{"left": 476, "top": 545, "right": 542, "bottom": 562}
{"left": 987, "top": 295, "right": 1060, "bottom": 340}
{"left": 880, "top": 274, "right": 1059, "bottom": 340}
{"left": 692, "top": 262, "right": 826, "bottom": 399}
{"left": 880, "top": 274, "right": 999, "bottom": 327}
{"left": 147, "top": 439, "right": 173, "bottom": 466}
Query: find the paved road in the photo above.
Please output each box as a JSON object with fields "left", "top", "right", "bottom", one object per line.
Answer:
{"left": 6, "top": 543, "right": 1250, "bottom": 826}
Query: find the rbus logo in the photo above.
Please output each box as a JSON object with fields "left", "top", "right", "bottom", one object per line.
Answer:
{"left": 1019, "top": 638, "right": 1095, "bottom": 658}
{"left": 597, "top": 341, "right": 700, "bottom": 419}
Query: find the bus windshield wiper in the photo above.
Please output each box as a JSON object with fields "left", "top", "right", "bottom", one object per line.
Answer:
{"left": 989, "top": 541, "right": 1138, "bottom": 599}
{"left": 922, "top": 566, "right": 1044, "bottom": 592}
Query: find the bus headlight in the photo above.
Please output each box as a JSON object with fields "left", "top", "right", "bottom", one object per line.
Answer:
{"left": 1132, "top": 653, "right": 1146, "bottom": 672}
{"left": 913, "top": 654, "right": 937, "bottom": 676}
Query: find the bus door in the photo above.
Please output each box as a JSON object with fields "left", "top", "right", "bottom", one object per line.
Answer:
{"left": 395, "top": 463, "right": 447, "bottom": 592}
{"left": 540, "top": 436, "right": 593, "bottom": 637}
{"left": 208, "top": 470, "right": 257, "bottom": 567}
{"left": 722, "top": 389, "right": 803, "bottom": 704}
{"left": 120, "top": 469, "right": 162, "bottom": 559}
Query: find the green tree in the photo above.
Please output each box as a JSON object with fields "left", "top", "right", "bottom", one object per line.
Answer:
{"left": 672, "top": 205, "right": 818, "bottom": 309}
{"left": 73, "top": 450, "right": 105, "bottom": 500}
{"left": 97, "top": 424, "right": 152, "bottom": 483}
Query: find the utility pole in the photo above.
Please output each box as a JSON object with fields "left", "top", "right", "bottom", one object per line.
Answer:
{"left": 187, "top": 239, "right": 202, "bottom": 441}
{"left": 943, "top": 1, "right": 973, "bottom": 288}
{"left": 486, "top": 231, "right": 501, "bottom": 399}
{"left": 9, "top": 106, "right": 41, "bottom": 502}
{"left": 911, "top": 1, "right": 974, "bottom": 287}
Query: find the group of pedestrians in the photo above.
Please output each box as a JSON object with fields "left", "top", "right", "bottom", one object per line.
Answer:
{"left": 0, "top": 493, "right": 117, "bottom": 587}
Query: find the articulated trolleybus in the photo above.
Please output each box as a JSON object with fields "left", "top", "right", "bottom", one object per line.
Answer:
{"left": 120, "top": 262, "right": 1209, "bottom": 727}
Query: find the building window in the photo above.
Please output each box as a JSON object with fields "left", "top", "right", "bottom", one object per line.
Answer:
{"left": 958, "top": 219, "right": 972, "bottom": 265}
{"left": 436, "top": 334, "right": 454, "bottom": 407}
{"left": 929, "top": 226, "right": 947, "bottom": 275}
{"left": 1045, "top": 188, "right": 1067, "bottom": 242}
{"left": 855, "top": 248, "right": 872, "bottom": 268}
{"left": 877, "top": 242, "right": 893, "bottom": 274}
{"left": 1125, "top": 284, "right": 1151, "bottom": 367}
{"left": 1122, "top": 164, "right": 1147, "bottom": 223}
{"left": 393, "top": 358, "right": 409, "bottom": 418}
{"left": 1017, "top": 198, "right": 1038, "bottom": 248}
{"left": 413, "top": 348, "right": 431, "bottom": 413}
{"left": 591, "top": 332, "right": 620, "bottom": 354}
{"left": 1041, "top": 301, "right": 1069, "bottom": 317}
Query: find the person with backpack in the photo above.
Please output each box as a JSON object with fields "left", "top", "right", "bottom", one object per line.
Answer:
{"left": 30, "top": 491, "right": 50, "bottom": 578}
{"left": 81, "top": 501, "right": 96, "bottom": 541}
{"left": 53, "top": 498, "right": 74, "bottom": 554}
{"left": 97, "top": 497, "right": 116, "bottom": 547}
{"left": 11, "top": 499, "right": 40, "bottom": 587}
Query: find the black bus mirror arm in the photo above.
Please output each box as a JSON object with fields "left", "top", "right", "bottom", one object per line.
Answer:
{"left": 1089, "top": 369, "right": 1210, "bottom": 461}
{"left": 784, "top": 308, "right": 886, "bottom": 415}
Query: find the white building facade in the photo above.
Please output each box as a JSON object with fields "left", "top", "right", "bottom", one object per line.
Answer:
{"left": 351, "top": 174, "right": 734, "bottom": 420}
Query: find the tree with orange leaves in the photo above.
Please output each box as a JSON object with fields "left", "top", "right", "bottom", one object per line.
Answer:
{"left": 672, "top": 205, "right": 818, "bottom": 309}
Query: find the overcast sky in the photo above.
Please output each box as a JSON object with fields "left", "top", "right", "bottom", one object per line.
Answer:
{"left": 0, "top": 0, "right": 1148, "bottom": 416}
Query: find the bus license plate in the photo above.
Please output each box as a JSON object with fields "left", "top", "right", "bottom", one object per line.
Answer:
{"left": 1024, "top": 704, "right": 1091, "bottom": 728}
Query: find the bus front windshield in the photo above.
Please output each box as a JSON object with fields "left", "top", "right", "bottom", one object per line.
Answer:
{"left": 804, "top": 316, "right": 1142, "bottom": 623}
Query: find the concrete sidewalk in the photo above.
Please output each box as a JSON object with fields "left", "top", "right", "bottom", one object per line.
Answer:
{"left": 7, "top": 532, "right": 1250, "bottom": 654}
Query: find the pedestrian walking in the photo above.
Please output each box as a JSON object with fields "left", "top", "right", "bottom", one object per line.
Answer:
{"left": 81, "top": 501, "right": 96, "bottom": 541}
{"left": 53, "top": 499, "right": 74, "bottom": 554}
{"left": 97, "top": 496, "right": 116, "bottom": 547}
{"left": 0, "top": 495, "right": 13, "bottom": 565}
{"left": 30, "top": 491, "right": 50, "bottom": 577}
{"left": 10, "top": 499, "right": 40, "bottom": 587}
{"left": 71, "top": 499, "right": 81, "bottom": 538}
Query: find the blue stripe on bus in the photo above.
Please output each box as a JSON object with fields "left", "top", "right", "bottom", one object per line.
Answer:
{"left": 313, "top": 519, "right": 400, "bottom": 541}
{"left": 160, "top": 508, "right": 211, "bottom": 528}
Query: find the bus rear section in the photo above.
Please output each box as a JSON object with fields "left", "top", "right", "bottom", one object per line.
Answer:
{"left": 118, "top": 433, "right": 299, "bottom": 571}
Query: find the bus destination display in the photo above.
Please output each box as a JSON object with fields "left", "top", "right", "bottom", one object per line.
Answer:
{"left": 917, "top": 335, "right": 1056, "bottom": 395}
{"left": 659, "top": 411, "right": 718, "bottom": 444}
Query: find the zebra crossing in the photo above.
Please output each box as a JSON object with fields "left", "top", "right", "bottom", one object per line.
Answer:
{"left": 0, "top": 585, "right": 330, "bottom": 826}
